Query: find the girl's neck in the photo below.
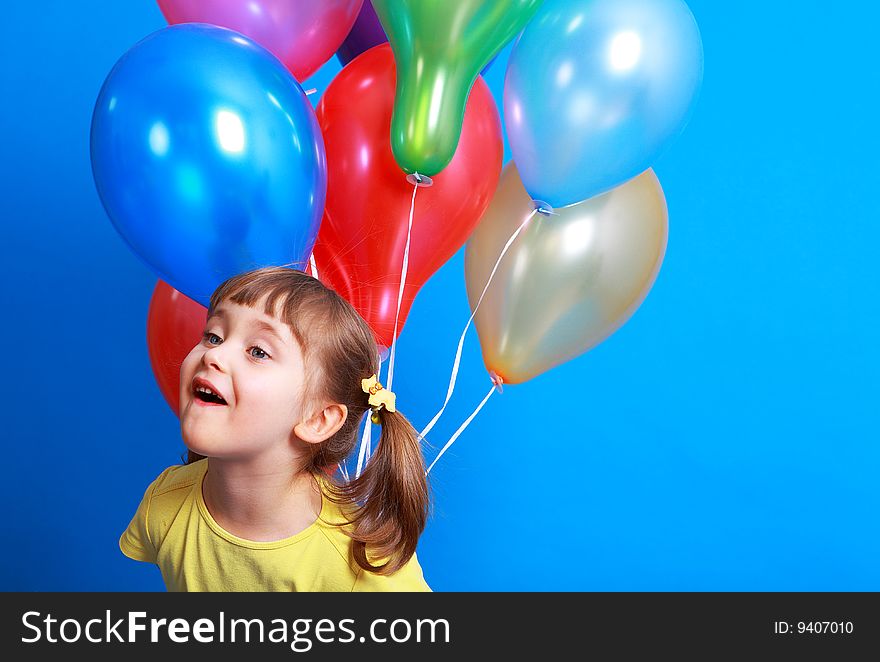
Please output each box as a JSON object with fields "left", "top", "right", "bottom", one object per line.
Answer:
{"left": 201, "top": 457, "right": 322, "bottom": 543}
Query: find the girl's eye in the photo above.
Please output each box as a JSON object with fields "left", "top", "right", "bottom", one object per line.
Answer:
{"left": 203, "top": 331, "right": 221, "bottom": 345}
{"left": 249, "top": 346, "right": 269, "bottom": 360}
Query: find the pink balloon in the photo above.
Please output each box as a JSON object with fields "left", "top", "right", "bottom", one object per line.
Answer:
{"left": 158, "top": 0, "right": 364, "bottom": 81}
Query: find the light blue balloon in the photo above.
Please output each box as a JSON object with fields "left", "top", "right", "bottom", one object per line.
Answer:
{"left": 91, "top": 24, "right": 327, "bottom": 306}
{"left": 504, "top": 0, "right": 703, "bottom": 208}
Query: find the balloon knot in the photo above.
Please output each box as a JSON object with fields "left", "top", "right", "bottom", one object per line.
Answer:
{"left": 533, "top": 200, "right": 556, "bottom": 216}
{"left": 406, "top": 172, "right": 434, "bottom": 188}
{"left": 489, "top": 371, "right": 504, "bottom": 394}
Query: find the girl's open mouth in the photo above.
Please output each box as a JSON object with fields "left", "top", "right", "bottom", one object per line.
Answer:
{"left": 194, "top": 388, "right": 228, "bottom": 406}
{"left": 192, "top": 377, "right": 228, "bottom": 406}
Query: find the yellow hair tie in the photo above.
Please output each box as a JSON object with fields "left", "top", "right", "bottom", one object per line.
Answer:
{"left": 361, "top": 374, "right": 396, "bottom": 414}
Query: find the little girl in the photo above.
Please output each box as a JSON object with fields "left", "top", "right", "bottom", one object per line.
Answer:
{"left": 120, "top": 266, "right": 431, "bottom": 591}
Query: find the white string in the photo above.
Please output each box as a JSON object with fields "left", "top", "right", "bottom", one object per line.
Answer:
{"left": 425, "top": 383, "right": 497, "bottom": 475}
{"left": 354, "top": 180, "right": 419, "bottom": 481}
{"left": 418, "top": 208, "right": 538, "bottom": 442}
{"left": 386, "top": 181, "right": 419, "bottom": 392}
{"left": 309, "top": 253, "right": 319, "bottom": 279}
{"left": 355, "top": 414, "right": 372, "bottom": 480}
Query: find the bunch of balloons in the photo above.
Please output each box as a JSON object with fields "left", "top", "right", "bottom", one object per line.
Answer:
{"left": 468, "top": 0, "right": 703, "bottom": 387}
{"left": 89, "top": 0, "right": 703, "bottom": 454}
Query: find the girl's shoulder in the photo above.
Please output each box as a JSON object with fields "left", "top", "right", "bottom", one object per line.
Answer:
{"left": 120, "top": 460, "right": 207, "bottom": 565}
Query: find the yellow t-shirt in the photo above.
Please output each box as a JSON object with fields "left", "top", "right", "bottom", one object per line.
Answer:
{"left": 119, "top": 459, "right": 431, "bottom": 592}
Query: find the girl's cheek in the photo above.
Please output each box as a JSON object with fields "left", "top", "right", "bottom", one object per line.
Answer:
{"left": 180, "top": 348, "right": 202, "bottom": 376}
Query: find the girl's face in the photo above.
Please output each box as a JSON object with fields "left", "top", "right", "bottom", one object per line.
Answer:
{"left": 179, "top": 297, "right": 308, "bottom": 463}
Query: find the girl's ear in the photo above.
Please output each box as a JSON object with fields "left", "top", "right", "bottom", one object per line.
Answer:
{"left": 294, "top": 403, "right": 348, "bottom": 445}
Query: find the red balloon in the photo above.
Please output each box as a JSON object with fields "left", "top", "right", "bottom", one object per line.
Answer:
{"left": 313, "top": 44, "right": 503, "bottom": 349}
{"left": 147, "top": 280, "right": 206, "bottom": 416}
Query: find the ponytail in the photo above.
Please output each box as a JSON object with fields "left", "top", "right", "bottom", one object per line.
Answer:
{"left": 325, "top": 407, "right": 429, "bottom": 575}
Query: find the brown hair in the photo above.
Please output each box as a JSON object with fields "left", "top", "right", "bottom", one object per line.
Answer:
{"left": 185, "top": 266, "right": 429, "bottom": 575}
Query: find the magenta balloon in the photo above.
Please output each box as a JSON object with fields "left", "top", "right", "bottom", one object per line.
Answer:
{"left": 158, "top": 0, "right": 364, "bottom": 81}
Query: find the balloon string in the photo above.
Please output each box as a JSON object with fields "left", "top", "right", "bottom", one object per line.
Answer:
{"left": 354, "top": 179, "right": 418, "bottom": 481}
{"left": 386, "top": 181, "right": 419, "bottom": 392}
{"left": 355, "top": 412, "right": 372, "bottom": 480}
{"left": 353, "top": 364, "right": 388, "bottom": 483}
{"left": 425, "top": 383, "right": 497, "bottom": 476}
{"left": 309, "top": 253, "right": 319, "bottom": 279}
{"left": 418, "top": 208, "right": 538, "bottom": 442}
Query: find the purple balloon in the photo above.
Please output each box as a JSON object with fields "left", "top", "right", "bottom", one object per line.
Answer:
{"left": 336, "top": 0, "right": 386, "bottom": 66}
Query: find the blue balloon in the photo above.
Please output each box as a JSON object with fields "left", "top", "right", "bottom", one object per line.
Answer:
{"left": 504, "top": 0, "right": 703, "bottom": 208}
{"left": 91, "top": 24, "right": 327, "bottom": 305}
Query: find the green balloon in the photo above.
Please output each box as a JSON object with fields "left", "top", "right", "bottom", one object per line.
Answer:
{"left": 372, "top": 0, "right": 543, "bottom": 176}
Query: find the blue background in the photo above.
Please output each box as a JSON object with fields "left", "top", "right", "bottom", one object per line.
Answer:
{"left": 1, "top": 1, "right": 877, "bottom": 591}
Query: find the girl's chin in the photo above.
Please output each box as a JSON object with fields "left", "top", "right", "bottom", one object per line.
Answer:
{"left": 180, "top": 426, "right": 216, "bottom": 458}
{"left": 181, "top": 428, "right": 239, "bottom": 460}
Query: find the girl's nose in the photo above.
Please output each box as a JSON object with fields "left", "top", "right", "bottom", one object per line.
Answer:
{"left": 201, "top": 343, "right": 228, "bottom": 371}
